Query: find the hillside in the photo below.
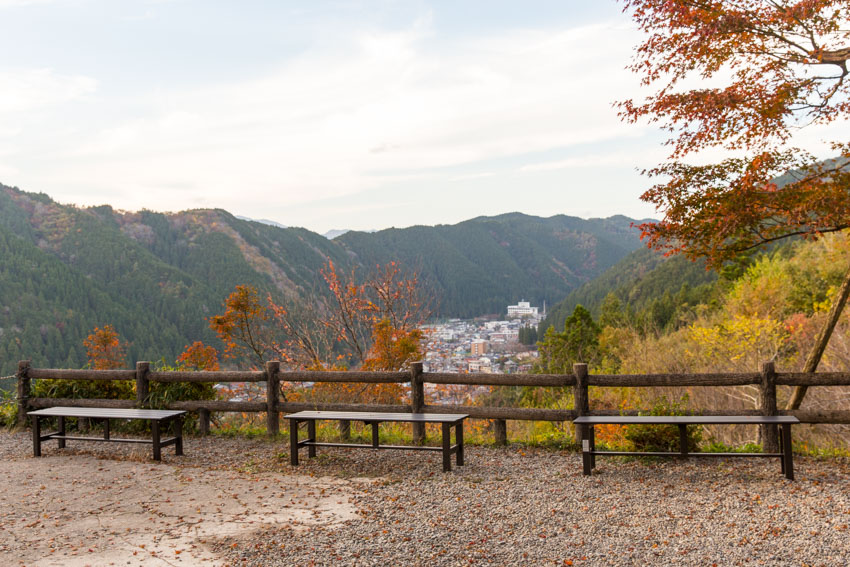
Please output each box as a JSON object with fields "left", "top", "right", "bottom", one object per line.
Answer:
{"left": 0, "top": 185, "right": 351, "bottom": 375}
{"left": 540, "top": 246, "right": 718, "bottom": 333}
{"left": 0, "top": 183, "right": 647, "bottom": 375}
{"left": 337, "top": 213, "right": 648, "bottom": 318}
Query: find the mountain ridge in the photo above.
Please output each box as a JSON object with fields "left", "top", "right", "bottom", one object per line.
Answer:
{"left": 0, "top": 183, "right": 649, "bottom": 374}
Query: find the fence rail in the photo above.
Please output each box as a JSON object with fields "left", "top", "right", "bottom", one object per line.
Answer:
{"left": 13, "top": 360, "right": 850, "bottom": 451}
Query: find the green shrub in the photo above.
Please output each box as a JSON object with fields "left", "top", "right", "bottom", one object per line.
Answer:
{"left": 31, "top": 378, "right": 135, "bottom": 400}
{"left": 29, "top": 359, "right": 217, "bottom": 433}
{"left": 0, "top": 390, "right": 17, "bottom": 428}
{"left": 701, "top": 441, "right": 762, "bottom": 453}
{"left": 624, "top": 395, "right": 703, "bottom": 452}
{"left": 147, "top": 359, "right": 217, "bottom": 408}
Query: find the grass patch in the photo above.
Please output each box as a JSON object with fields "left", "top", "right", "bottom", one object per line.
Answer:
{"left": 699, "top": 441, "right": 763, "bottom": 453}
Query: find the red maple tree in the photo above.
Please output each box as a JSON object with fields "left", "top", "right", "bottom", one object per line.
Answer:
{"left": 620, "top": 0, "right": 850, "bottom": 408}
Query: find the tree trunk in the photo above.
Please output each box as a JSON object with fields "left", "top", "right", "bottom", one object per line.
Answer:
{"left": 786, "top": 260, "right": 850, "bottom": 410}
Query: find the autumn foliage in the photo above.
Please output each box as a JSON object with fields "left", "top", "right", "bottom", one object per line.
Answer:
{"left": 83, "top": 324, "right": 127, "bottom": 370}
{"left": 208, "top": 261, "right": 429, "bottom": 404}
{"left": 362, "top": 320, "right": 423, "bottom": 372}
{"left": 620, "top": 0, "right": 850, "bottom": 264}
{"left": 321, "top": 260, "right": 429, "bottom": 370}
{"left": 620, "top": 0, "right": 850, "bottom": 409}
{"left": 176, "top": 341, "right": 220, "bottom": 371}
{"left": 209, "top": 285, "right": 274, "bottom": 368}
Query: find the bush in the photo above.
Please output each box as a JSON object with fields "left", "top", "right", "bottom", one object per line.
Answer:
{"left": 624, "top": 395, "right": 703, "bottom": 453}
{"left": 31, "top": 378, "right": 134, "bottom": 400}
{"left": 0, "top": 390, "right": 17, "bottom": 428}
{"left": 147, "top": 359, "right": 217, "bottom": 408}
{"left": 29, "top": 359, "right": 217, "bottom": 433}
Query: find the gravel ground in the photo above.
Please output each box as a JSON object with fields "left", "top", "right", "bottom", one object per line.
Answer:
{"left": 2, "top": 430, "right": 849, "bottom": 566}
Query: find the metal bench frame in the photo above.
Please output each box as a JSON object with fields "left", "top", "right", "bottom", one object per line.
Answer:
{"left": 286, "top": 411, "right": 467, "bottom": 472}
{"left": 29, "top": 407, "right": 186, "bottom": 461}
{"left": 574, "top": 415, "right": 799, "bottom": 480}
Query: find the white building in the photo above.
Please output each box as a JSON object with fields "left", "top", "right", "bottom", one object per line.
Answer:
{"left": 507, "top": 300, "right": 539, "bottom": 319}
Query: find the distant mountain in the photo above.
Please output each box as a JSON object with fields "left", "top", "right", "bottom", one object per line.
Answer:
{"left": 323, "top": 229, "right": 350, "bottom": 240}
{"left": 235, "top": 216, "right": 288, "bottom": 229}
{"left": 337, "top": 213, "right": 649, "bottom": 317}
{"left": 324, "top": 228, "right": 379, "bottom": 239}
{"left": 0, "top": 183, "right": 648, "bottom": 375}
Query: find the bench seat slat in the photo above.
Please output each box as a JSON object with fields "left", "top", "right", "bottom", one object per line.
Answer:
{"left": 574, "top": 416, "right": 799, "bottom": 425}
{"left": 588, "top": 450, "right": 783, "bottom": 458}
{"left": 43, "top": 434, "right": 179, "bottom": 445}
{"left": 286, "top": 411, "right": 468, "bottom": 423}
{"left": 302, "top": 441, "right": 452, "bottom": 452}
{"left": 28, "top": 407, "right": 185, "bottom": 420}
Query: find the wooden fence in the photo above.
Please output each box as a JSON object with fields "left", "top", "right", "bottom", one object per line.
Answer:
{"left": 14, "top": 360, "right": 850, "bottom": 452}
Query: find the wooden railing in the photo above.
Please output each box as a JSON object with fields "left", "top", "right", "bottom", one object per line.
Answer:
{"left": 14, "top": 360, "right": 850, "bottom": 451}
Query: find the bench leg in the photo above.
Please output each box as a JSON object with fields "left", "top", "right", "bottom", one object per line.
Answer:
{"left": 307, "top": 420, "right": 317, "bottom": 458}
{"left": 781, "top": 423, "right": 794, "bottom": 481}
{"left": 456, "top": 420, "right": 464, "bottom": 466}
{"left": 582, "top": 435, "right": 591, "bottom": 476}
{"left": 679, "top": 424, "right": 688, "bottom": 459}
{"left": 289, "top": 419, "right": 299, "bottom": 466}
{"left": 778, "top": 427, "right": 785, "bottom": 476}
{"left": 152, "top": 420, "right": 161, "bottom": 461}
{"left": 371, "top": 421, "right": 380, "bottom": 449}
{"left": 103, "top": 418, "right": 110, "bottom": 441}
{"left": 32, "top": 415, "right": 41, "bottom": 457}
{"left": 589, "top": 425, "right": 596, "bottom": 469}
{"left": 174, "top": 415, "right": 184, "bottom": 456}
{"left": 57, "top": 416, "right": 66, "bottom": 449}
{"left": 442, "top": 422, "right": 451, "bottom": 472}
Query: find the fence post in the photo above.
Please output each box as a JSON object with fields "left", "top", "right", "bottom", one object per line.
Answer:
{"left": 266, "top": 361, "right": 280, "bottom": 437}
{"left": 338, "top": 420, "right": 351, "bottom": 440}
{"left": 493, "top": 419, "right": 507, "bottom": 446}
{"left": 759, "top": 361, "right": 779, "bottom": 453}
{"left": 135, "top": 361, "right": 150, "bottom": 408}
{"left": 198, "top": 408, "right": 211, "bottom": 436}
{"left": 573, "top": 363, "right": 589, "bottom": 445}
{"left": 16, "top": 360, "right": 31, "bottom": 428}
{"left": 410, "top": 361, "right": 425, "bottom": 444}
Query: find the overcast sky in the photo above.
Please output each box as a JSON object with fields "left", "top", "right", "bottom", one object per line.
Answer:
{"left": 0, "top": 1, "right": 839, "bottom": 234}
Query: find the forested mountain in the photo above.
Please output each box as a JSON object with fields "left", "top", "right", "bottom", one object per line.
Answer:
{"left": 0, "top": 183, "right": 647, "bottom": 375}
{"left": 0, "top": 185, "right": 350, "bottom": 375}
{"left": 540, "top": 247, "right": 719, "bottom": 334}
{"left": 337, "top": 213, "right": 648, "bottom": 317}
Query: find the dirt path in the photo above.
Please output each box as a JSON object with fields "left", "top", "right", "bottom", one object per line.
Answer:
{"left": 0, "top": 433, "right": 360, "bottom": 566}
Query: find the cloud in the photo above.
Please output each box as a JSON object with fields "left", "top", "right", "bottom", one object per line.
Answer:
{"left": 39, "top": 19, "right": 644, "bottom": 210}
{"left": 2, "top": 12, "right": 660, "bottom": 232}
{"left": 0, "top": 0, "right": 64, "bottom": 8}
{"left": 519, "top": 146, "right": 665, "bottom": 173}
{"left": 0, "top": 68, "right": 97, "bottom": 113}
{"left": 450, "top": 172, "right": 497, "bottom": 181}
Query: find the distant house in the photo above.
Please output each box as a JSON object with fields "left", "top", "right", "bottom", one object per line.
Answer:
{"left": 468, "top": 357, "right": 492, "bottom": 373}
{"left": 471, "top": 339, "right": 488, "bottom": 356}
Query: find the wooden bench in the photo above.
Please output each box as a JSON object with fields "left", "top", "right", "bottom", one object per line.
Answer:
{"left": 574, "top": 415, "right": 799, "bottom": 480}
{"left": 287, "top": 411, "right": 467, "bottom": 472}
{"left": 29, "top": 407, "right": 186, "bottom": 461}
